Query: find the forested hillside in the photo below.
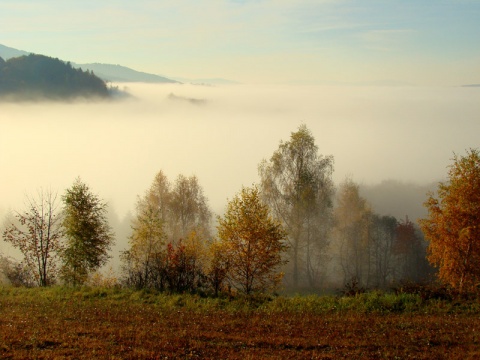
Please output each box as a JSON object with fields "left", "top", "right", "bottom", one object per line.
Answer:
{"left": 0, "top": 54, "right": 110, "bottom": 100}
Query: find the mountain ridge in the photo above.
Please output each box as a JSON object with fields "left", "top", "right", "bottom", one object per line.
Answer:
{"left": 0, "top": 44, "right": 238, "bottom": 86}
{"left": 73, "top": 62, "right": 178, "bottom": 84}
{"left": 0, "top": 44, "right": 30, "bottom": 59}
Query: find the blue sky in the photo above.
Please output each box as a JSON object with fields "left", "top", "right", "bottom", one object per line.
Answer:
{"left": 1, "top": 0, "right": 479, "bottom": 84}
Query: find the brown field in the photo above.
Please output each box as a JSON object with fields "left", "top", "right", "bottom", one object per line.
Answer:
{"left": 1, "top": 288, "right": 480, "bottom": 359}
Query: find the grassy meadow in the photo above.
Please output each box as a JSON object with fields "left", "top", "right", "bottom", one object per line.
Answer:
{"left": 1, "top": 286, "right": 480, "bottom": 359}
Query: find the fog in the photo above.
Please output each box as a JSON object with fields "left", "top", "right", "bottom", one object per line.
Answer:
{"left": 1, "top": 83, "right": 480, "bottom": 256}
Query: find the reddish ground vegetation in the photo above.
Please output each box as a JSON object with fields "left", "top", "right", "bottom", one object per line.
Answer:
{"left": 1, "top": 293, "right": 479, "bottom": 359}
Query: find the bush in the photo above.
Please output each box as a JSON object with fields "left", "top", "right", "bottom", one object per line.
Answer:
{"left": 338, "top": 277, "right": 366, "bottom": 297}
{"left": 393, "top": 280, "right": 455, "bottom": 301}
{"left": 0, "top": 257, "right": 36, "bottom": 287}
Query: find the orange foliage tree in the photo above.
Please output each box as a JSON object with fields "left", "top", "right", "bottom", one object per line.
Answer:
{"left": 217, "top": 186, "right": 288, "bottom": 295}
{"left": 419, "top": 149, "right": 480, "bottom": 292}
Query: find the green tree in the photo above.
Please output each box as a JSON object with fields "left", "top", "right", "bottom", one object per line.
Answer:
{"left": 419, "top": 149, "right": 480, "bottom": 293}
{"left": 259, "top": 125, "right": 334, "bottom": 289}
{"left": 217, "top": 186, "right": 288, "bottom": 295}
{"left": 2, "top": 189, "right": 63, "bottom": 286}
{"left": 61, "top": 178, "right": 114, "bottom": 285}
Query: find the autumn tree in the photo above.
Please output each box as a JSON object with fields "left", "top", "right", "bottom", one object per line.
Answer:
{"left": 131, "top": 170, "right": 212, "bottom": 244}
{"left": 121, "top": 200, "right": 166, "bottom": 289}
{"left": 332, "top": 178, "right": 372, "bottom": 287}
{"left": 259, "top": 125, "right": 334, "bottom": 289}
{"left": 419, "top": 149, "right": 480, "bottom": 293}
{"left": 61, "top": 178, "right": 114, "bottom": 285}
{"left": 2, "top": 189, "right": 63, "bottom": 286}
{"left": 122, "top": 170, "right": 212, "bottom": 291}
{"left": 143, "top": 170, "right": 172, "bottom": 236}
{"left": 163, "top": 231, "right": 207, "bottom": 293}
{"left": 217, "top": 186, "right": 288, "bottom": 295}
{"left": 170, "top": 174, "right": 212, "bottom": 241}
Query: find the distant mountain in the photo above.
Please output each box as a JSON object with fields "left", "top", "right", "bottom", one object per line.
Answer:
{"left": 0, "top": 54, "right": 110, "bottom": 100}
{"left": 0, "top": 43, "right": 238, "bottom": 86}
{"left": 462, "top": 84, "right": 480, "bottom": 88}
{"left": 0, "top": 44, "right": 30, "bottom": 60}
{"left": 74, "top": 63, "right": 178, "bottom": 84}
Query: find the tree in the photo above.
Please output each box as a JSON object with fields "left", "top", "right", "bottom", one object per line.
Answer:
{"left": 163, "top": 231, "right": 207, "bottom": 293}
{"left": 121, "top": 200, "right": 166, "bottom": 289}
{"left": 205, "top": 240, "right": 229, "bottom": 296}
{"left": 332, "top": 178, "right": 372, "bottom": 287}
{"left": 143, "top": 170, "right": 171, "bottom": 232}
{"left": 368, "top": 215, "right": 397, "bottom": 288}
{"left": 61, "top": 178, "right": 114, "bottom": 285}
{"left": 259, "top": 125, "right": 334, "bottom": 289}
{"left": 122, "top": 170, "right": 212, "bottom": 291}
{"left": 170, "top": 174, "right": 212, "bottom": 242}
{"left": 133, "top": 170, "right": 212, "bottom": 244}
{"left": 393, "top": 216, "right": 428, "bottom": 282}
{"left": 2, "top": 189, "right": 63, "bottom": 286}
{"left": 419, "top": 149, "right": 480, "bottom": 293}
{"left": 217, "top": 186, "right": 288, "bottom": 295}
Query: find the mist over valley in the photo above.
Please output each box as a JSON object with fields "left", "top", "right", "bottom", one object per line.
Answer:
{"left": 1, "top": 82, "right": 479, "bottom": 266}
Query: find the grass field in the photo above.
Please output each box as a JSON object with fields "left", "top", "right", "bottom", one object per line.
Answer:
{"left": 1, "top": 287, "right": 480, "bottom": 359}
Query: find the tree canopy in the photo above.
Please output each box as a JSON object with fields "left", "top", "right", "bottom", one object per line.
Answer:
{"left": 259, "top": 124, "right": 334, "bottom": 289}
{"left": 217, "top": 186, "right": 288, "bottom": 294}
{"left": 419, "top": 149, "right": 480, "bottom": 293}
{"left": 61, "top": 178, "right": 114, "bottom": 285}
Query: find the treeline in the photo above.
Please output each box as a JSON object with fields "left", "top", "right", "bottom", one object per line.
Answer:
{"left": 1, "top": 125, "right": 434, "bottom": 296}
{"left": 0, "top": 54, "right": 110, "bottom": 100}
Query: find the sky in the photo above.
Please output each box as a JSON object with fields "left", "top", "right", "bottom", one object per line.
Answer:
{"left": 1, "top": 0, "right": 479, "bottom": 85}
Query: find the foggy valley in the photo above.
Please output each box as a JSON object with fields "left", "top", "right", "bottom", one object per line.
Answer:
{"left": 1, "top": 83, "right": 480, "bottom": 266}
{"left": 3, "top": 1, "right": 480, "bottom": 356}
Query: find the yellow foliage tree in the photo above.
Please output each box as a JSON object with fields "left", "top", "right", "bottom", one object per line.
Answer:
{"left": 121, "top": 201, "right": 166, "bottom": 289}
{"left": 217, "top": 186, "right": 288, "bottom": 295}
{"left": 419, "top": 149, "right": 480, "bottom": 293}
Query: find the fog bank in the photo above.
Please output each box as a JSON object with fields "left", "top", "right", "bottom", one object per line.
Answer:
{"left": 1, "top": 83, "right": 479, "bottom": 223}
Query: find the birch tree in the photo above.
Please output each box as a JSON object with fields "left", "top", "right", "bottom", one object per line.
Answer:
{"left": 259, "top": 125, "right": 334, "bottom": 289}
